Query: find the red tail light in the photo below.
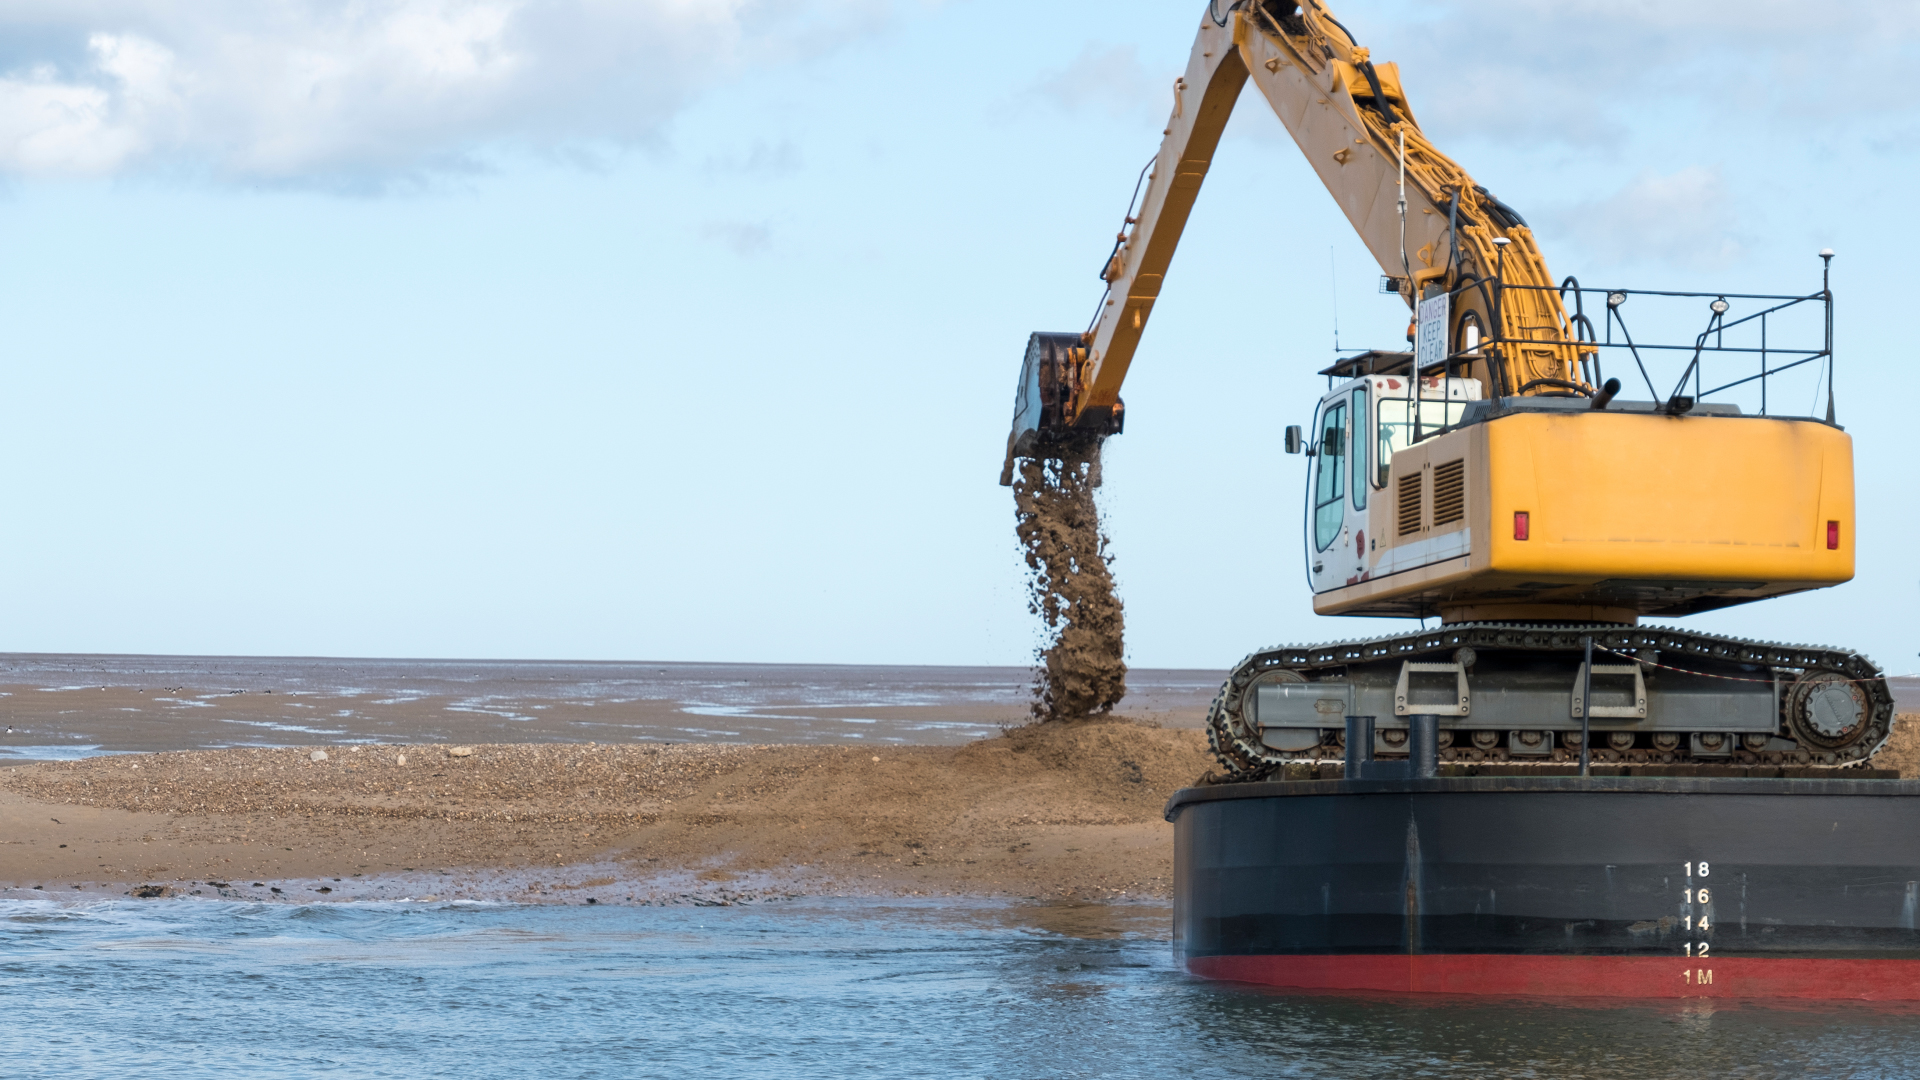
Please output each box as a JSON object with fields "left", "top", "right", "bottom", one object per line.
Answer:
{"left": 1514, "top": 512, "right": 1530, "bottom": 541}
{"left": 1827, "top": 520, "right": 1840, "bottom": 550}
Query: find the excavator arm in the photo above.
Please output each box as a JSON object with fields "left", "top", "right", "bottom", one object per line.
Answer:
{"left": 1000, "top": 0, "right": 1584, "bottom": 484}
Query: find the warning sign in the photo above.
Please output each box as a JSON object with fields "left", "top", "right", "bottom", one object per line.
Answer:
{"left": 1415, "top": 293, "right": 1449, "bottom": 373}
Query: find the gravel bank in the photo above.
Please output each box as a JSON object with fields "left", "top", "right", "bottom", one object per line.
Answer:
{"left": 0, "top": 718, "right": 1211, "bottom": 904}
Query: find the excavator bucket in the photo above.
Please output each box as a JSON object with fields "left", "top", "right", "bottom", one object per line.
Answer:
{"left": 998, "top": 332, "right": 1123, "bottom": 485}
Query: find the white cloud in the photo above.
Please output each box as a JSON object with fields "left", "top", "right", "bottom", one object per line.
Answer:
{"left": 0, "top": 0, "right": 896, "bottom": 185}
{"left": 1549, "top": 165, "right": 1744, "bottom": 270}
{"left": 701, "top": 219, "right": 772, "bottom": 255}
{"left": 1363, "top": 0, "right": 1920, "bottom": 147}
{"left": 1031, "top": 44, "right": 1164, "bottom": 120}
{"left": 1026, "top": 4, "right": 1920, "bottom": 163}
{"left": 703, "top": 139, "right": 803, "bottom": 179}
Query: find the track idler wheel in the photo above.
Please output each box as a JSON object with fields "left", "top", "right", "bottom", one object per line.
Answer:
{"left": 1785, "top": 670, "right": 1871, "bottom": 752}
{"left": 1206, "top": 669, "right": 1305, "bottom": 777}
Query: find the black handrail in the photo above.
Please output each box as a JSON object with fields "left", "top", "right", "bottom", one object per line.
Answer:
{"left": 1391, "top": 263, "right": 1834, "bottom": 421}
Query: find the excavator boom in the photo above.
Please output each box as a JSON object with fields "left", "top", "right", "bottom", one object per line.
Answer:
{"left": 1000, "top": 0, "right": 1583, "bottom": 486}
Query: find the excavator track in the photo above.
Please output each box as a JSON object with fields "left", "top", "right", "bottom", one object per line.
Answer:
{"left": 1205, "top": 622, "right": 1895, "bottom": 780}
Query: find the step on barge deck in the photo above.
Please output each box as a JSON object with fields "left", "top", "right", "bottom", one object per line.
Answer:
{"left": 1167, "top": 771, "right": 1920, "bottom": 999}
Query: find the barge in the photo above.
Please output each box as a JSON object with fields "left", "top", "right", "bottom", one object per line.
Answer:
{"left": 1168, "top": 768, "right": 1920, "bottom": 999}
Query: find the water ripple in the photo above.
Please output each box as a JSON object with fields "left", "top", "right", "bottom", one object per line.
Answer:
{"left": 2, "top": 897, "right": 1916, "bottom": 1079}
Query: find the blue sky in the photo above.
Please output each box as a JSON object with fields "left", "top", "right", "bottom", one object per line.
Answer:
{"left": 0, "top": 0, "right": 1913, "bottom": 672}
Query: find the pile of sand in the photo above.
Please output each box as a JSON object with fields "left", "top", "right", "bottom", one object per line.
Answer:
{"left": 1013, "top": 451, "right": 1127, "bottom": 720}
{"left": 1870, "top": 713, "right": 1920, "bottom": 778}
{"left": 0, "top": 719, "right": 1213, "bottom": 901}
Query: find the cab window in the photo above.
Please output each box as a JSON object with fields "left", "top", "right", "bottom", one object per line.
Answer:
{"left": 1376, "top": 395, "right": 1466, "bottom": 488}
{"left": 1350, "top": 386, "right": 1368, "bottom": 510}
{"left": 1313, "top": 401, "right": 1347, "bottom": 552}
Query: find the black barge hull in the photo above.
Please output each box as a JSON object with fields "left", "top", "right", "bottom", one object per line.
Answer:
{"left": 1168, "top": 776, "right": 1920, "bottom": 998}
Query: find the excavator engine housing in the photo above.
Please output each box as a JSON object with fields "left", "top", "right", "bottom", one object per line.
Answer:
{"left": 1303, "top": 378, "right": 1854, "bottom": 622}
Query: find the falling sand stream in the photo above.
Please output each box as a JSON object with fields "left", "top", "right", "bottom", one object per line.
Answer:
{"left": 1012, "top": 448, "right": 1127, "bottom": 721}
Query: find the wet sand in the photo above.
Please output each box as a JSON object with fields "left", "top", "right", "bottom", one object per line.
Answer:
{"left": 0, "top": 718, "right": 1214, "bottom": 905}
{"left": 3, "top": 654, "right": 1912, "bottom": 908}
{"left": 11, "top": 712, "right": 1908, "bottom": 907}
{"left": 1014, "top": 451, "right": 1128, "bottom": 720}
{"left": 0, "top": 655, "right": 1220, "bottom": 760}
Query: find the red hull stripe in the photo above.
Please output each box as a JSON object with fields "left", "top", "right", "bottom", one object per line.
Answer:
{"left": 1187, "top": 954, "right": 1920, "bottom": 1000}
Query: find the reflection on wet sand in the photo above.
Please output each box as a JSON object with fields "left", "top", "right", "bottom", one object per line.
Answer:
{"left": 0, "top": 655, "right": 1222, "bottom": 758}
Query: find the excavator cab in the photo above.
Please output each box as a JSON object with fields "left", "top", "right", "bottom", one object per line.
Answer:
{"left": 1299, "top": 354, "right": 1481, "bottom": 597}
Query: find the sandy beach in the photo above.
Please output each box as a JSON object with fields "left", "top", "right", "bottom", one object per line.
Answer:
{"left": 0, "top": 717, "right": 1214, "bottom": 905}
{"left": 4, "top": 711, "right": 1916, "bottom": 908}
{"left": 3, "top": 646, "right": 1913, "bottom": 909}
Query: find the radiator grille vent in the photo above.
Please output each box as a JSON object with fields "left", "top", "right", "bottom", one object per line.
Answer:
{"left": 1432, "top": 459, "right": 1466, "bottom": 526}
{"left": 1397, "top": 473, "right": 1423, "bottom": 537}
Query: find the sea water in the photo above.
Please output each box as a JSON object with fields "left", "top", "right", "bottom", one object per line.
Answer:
{"left": 3, "top": 897, "right": 1918, "bottom": 1079}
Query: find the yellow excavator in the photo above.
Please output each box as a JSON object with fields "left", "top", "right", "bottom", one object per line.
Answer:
{"left": 1001, "top": 0, "right": 1887, "bottom": 776}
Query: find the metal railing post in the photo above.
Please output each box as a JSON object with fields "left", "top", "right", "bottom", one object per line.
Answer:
{"left": 1345, "top": 715, "right": 1375, "bottom": 781}
{"left": 1823, "top": 249, "right": 1836, "bottom": 424}
{"left": 1409, "top": 714, "right": 1439, "bottom": 779}
{"left": 1580, "top": 636, "right": 1594, "bottom": 778}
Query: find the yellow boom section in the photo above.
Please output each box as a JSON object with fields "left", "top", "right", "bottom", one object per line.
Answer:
{"left": 1068, "top": 0, "right": 1582, "bottom": 432}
